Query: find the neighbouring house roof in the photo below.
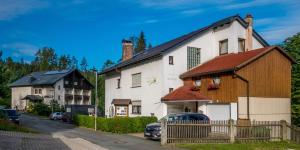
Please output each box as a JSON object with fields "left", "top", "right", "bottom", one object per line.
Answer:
{"left": 180, "top": 46, "right": 296, "bottom": 79}
{"left": 100, "top": 14, "right": 269, "bottom": 75}
{"left": 111, "top": 99, "right": 131, "bottom": 105}
{"left": 21, "top": 95, "right": 43, "bottom": 101}
{"left": 161, "top": 85, "right": 209, "bottom": 101}
{"left": 10, "top": 69, "right": 93, "bottom": 87}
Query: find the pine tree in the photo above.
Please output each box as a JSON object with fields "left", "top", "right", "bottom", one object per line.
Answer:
{"left": 134, "top": 31, "right": 146, "bottom": 54}
{"left": 80, "top": 57, "right": 88, "bottom": 71}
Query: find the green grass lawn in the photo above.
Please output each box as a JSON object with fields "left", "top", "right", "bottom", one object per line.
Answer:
{"left": 178, "top": 142, "right": 300, "bottom": 150}
{"left": 0, "top": 119, "right": 37, "bottom": 133}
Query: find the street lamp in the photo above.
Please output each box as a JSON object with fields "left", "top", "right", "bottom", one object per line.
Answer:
{"left": 91, "top": 68, "right": 98, "bottom": 131}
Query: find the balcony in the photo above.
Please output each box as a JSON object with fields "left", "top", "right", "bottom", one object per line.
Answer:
{"left": 74, "top": 95, "right": 82, "bottom": 101}
{"left": 83, "top": 95, "right": 90, "bottom": 101}
{"left": 65, "top": 94, "right": 73, "bottom": 101}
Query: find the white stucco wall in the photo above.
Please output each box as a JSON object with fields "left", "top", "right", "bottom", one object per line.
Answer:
{"left": 238, "top": 97, "right": 291, "bottom": 123}
{"left": 11, "top": 87, "right": 32, "bottom": 110}
{"left": 104, "top": 20, "right": 265, "bottom": 119}
{"left": 54, "top": 79, "right": 64, "bottom": 105}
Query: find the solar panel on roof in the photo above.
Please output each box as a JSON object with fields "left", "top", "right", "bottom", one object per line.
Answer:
{"left": 44, "top": 70, "right": 69, "bottom": 75}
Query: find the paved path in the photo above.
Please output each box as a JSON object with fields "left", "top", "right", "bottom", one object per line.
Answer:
{"left": 20, "top": 114, "right": 182, "bottom": 150}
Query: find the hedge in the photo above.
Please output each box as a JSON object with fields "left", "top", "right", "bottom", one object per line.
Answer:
{"left": 73, "top": 115, "right": 157, "bottom": 133}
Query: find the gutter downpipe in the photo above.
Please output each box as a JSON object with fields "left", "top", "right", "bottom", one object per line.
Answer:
{"left": 233, "top": 70, "right": 250, "bottom": 120}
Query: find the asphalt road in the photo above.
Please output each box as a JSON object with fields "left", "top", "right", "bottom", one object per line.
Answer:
{"left": 20, "top": 114, "right": 182, "bottom": 150}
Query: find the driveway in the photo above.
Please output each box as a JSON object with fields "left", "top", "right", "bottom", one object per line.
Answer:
{"left": 20, "top": 114, "right": 182, "bottom": 150}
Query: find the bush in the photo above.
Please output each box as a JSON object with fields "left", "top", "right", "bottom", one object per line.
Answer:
{"left": 28, "top": 102, "right": 51, "bottom": 116}
{"left": 74, "top": 115, "right": 157, "bottom": 133}
{"left": 0, "top": 98, "right": 10, "bottom": 108}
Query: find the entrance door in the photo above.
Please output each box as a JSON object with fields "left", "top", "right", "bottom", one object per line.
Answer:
{"left": 206, "top": 104, "right": 230, "bottom": 120}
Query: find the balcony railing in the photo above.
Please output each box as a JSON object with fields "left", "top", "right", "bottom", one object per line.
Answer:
{"left": 83, "top": 95, "right": 90, "bottom": 101}
{"left": 65, "top": 94, "right": 73, "bottom": 101}
{"left": 74, "top": 95, "right": 82, "bottom": 101}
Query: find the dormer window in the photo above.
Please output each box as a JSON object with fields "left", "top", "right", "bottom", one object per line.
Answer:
{"left": 219, "top": 39, "right": 228, "bottom": 55}
{"left": 238, "top": 38, "right": 245, "bottom": 52}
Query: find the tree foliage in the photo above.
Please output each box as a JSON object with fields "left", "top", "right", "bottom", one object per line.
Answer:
{"left": 282, "top": 32, "right": 300, "bottom": 126}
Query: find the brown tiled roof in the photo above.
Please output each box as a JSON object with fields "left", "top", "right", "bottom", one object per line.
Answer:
{"left": 180, "top": 46, "right": 295, "bottom": 78}
{"left": 161, "top": 85, "right": 209, "bottom": 101}
{"left": 111, "top": 99, "right": 131, "bottom": 105}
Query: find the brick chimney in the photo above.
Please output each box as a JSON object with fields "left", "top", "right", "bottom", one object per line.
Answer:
{"left": 122, "top": 39, "right": 133, "bottom": 61}
{"left": 245, "top": 14, "right": 253, "bottom": 51}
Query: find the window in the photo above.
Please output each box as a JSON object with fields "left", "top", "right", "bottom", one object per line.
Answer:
{"left": 65, "top": 80, "right": 69, "bottom": 84}
{"left": 238, "top": 38, "right": 245, "bottom": 52}
{"left": 169, "top": 56, "right": 174, "bottom": 65}
{"left": 58, "top": 85, "right": 61, "bottom": 90}
{"left": 74, "top": 82, "right": 78, "bottom": 86}
{"left": 169, "top": 88, "right": 174, "bottom": 93}
{"left": 132, "top": 100, "right": 141, "bottom": 114}
{"left": 38, "top": 89, "right": 42, "bottom": 94}
{"left": 187, "top": 47, "right": 201, "bottom": 69}
{"left": 117, "top": 78, "right": 121, "bottom": 89}
{"left": 34, "top": 89, "right": 38, "bottom": 94}
{"left": 58, "top": 95, "right": 60, "bottom": 100}
{"left": 132, "top": 73, "right": 141, "bottom": 87}
{"left": 219, "top": 39, "right": 228, "bottom": 55}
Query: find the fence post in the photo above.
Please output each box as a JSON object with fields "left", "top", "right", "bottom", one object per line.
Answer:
{"left": 161, "top": 119, "right": 167, "bottom": 145}
{"left": 229, "top": 119, "right": 235, "bottom": 143}
{"left": 280, "top": 120, "right": 287, "bottom": 141}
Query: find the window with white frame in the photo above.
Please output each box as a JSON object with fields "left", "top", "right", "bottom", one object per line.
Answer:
{"left": 219, "top": 39, "right": 228, "bottom": 55}
{"left": 238, "top": 38, "right": 245, "bottom": 52}
{"left": 132, "top": 73, "right": 141, "bottom": 87}
{"left": 187, "top": 47, "right": 201, "bottom": 69}
{"left": 132, "top": 100, "right": 141, "bottom": 114}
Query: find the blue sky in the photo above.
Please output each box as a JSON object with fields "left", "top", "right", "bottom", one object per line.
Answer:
{"left": 0, "top": 0, "right": 299, "bottom": 69}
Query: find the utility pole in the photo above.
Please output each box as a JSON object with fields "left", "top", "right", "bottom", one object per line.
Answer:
{"left": 94, "top": 70, "right": 98, "bottom": 131}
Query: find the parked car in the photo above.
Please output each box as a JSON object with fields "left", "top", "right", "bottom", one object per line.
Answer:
{"left": 49, "top": 112, "right": 63, "bottom": 120}
{"left": 61, "top": 112, "right": 71, "bottom": 123}
{"left": 0, "top": 109, "right": 20, "bottom": 124}
{"left": 144, "top": 113, "right": 210, "bottom": 140}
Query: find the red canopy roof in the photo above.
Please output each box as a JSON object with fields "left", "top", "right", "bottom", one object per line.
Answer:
{"left": 161, "top": 85, "right": 209, "bottom": 101}
{"left": 180, "top": 46, "right": 294, "bottom": 78}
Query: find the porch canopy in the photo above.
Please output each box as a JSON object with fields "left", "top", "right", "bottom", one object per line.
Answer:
{"left": 22, "top": 95, "right": 43, "bottom": 102}
{"left": 111, "top": 99, "right": 131, "bottom": 105}
{"left": 161, "top": 85, "right": 210, "bottom": 102}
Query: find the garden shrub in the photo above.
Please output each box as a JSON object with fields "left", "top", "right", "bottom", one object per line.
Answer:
{"left": 74, "top": 115, "right": 157, "bottom": 133}
{"left": 28, "top": 102, "right": 51, "bottom": 116}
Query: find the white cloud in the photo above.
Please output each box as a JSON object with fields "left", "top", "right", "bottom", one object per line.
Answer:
{"left": 1, "top": 42, "right": 39, "bottom": 57}
{"left": 144, "top": 19, "right": 159, "bottom": 24}
{"left": 222, "top": 0, "right": 297, "bottom": 9}
{"left": 181, "top": 9, "right": 203, "bottom": 16}
{"left": 259, "top": 7, "right": 300, "bottom": 43}
{"left": 0, "top": 0, "right": 48, "bottom": 20}
{"left": 254, "top": 18, "right": 276, "bottom": 27}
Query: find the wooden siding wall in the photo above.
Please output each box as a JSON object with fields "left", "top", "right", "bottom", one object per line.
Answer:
{"left": 199, "top": 74, "right": 238, "bottom": 103}
{"left": 236, "top": 50, "right": 291, "bottom": 98}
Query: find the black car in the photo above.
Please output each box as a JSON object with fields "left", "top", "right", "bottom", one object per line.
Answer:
{"left": 144, "top": 113, "right": 210, "bottom": 140}
{"left": 1, "top": 109, "right": 20, "bottom": 124}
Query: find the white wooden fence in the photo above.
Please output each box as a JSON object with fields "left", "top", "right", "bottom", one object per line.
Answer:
{"left": 161, "top": 120, "right": 293, "bottom": 145}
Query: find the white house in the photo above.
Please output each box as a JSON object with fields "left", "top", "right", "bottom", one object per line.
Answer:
{"left": 10, "top": 69, "right": 93, "bottom": 110}
{"left": 101, "top": 14, "right": 270, "bottom": 120}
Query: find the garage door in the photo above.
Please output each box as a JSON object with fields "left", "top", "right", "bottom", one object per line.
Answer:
{"left": 206, "top": 104, "right": 230, "bottom": 120}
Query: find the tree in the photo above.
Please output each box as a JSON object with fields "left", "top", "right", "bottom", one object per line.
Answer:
{"left": 148, "top": 43, "right": 153, "bottom": 49}
{"left": 34, "top": 47, "right": 58, "bottom": 71}
{"left": 71, "top": 56, "right": 78, "bottom": 69}
{"left": 80, "top": 57, "right": 88, "bottom": 71}
{"left": 282, "top": 32, "right": 300, "bottom": 126}
{"left": 58, "top": 55, "right": 71, "bottom": 70}
{"left": 101, "top": 60, "right": 115, "bottom": 71}
{"left": 134, "top": 31, "right": 146, "bottom": 54}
